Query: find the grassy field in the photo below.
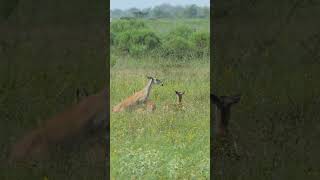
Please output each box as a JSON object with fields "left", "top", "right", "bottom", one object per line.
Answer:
{"left": 110, "top": 19, "right": 210, "bottom": 179}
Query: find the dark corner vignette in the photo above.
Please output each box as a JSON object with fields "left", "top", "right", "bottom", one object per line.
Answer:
{"left": 211, "top": 0, "right": 320, "bottom": 179}
{"left": 0, "top": 0, "right": 109, "bottom": 179}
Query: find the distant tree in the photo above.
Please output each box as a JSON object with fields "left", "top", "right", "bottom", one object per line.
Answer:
{"left": 127, "top": 7, "right": 140, "bottom": 17}
{"left": 111, "top": 9, "right": 123, "bottom": 18}
{"left": 152, "top": 4, "right": 174, "bottom": 18}
{"left": 132, "top": 11, "right": 149, "bottom": 18}
{"left": 202, "top": 7, "right": 210, "bottom": 18}
{"left": 184, "top": 4, "right": 198, "bottom": 18}
{"left": 110, "top": 4, "right": 209, "bottom": 19}
{"left": 196, "top": 6, "right": 210, "bottom": 18}
{"left": 172, "top": 5, "right": 185, "bottom": 18}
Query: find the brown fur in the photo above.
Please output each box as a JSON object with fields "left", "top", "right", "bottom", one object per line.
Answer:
{"left": 112, "top": 90, "right": 147, "bottom": 112}
{"left": 146, "top": 100, "right": 156, "bottom": 112}
{"left": 135, "top": 100, "right": 156, "bottom": 113}
{"left": 9, "top": 89, "right": 108, "bottom": 163}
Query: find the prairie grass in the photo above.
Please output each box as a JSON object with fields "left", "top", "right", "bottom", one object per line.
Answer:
{"left": 110, "top": 55, "right": 210, "bottom": 179}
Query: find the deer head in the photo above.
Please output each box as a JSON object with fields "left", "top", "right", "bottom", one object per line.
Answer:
{"left": 211, "top": 93, "right": 241, "bottom": 137}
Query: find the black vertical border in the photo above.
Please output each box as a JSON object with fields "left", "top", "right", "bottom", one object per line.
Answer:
{"left": 210, "top": 0, "right": 214, "bottom": 177}
{"left": 105, "top": 0, "right": 110, "bottom": 179}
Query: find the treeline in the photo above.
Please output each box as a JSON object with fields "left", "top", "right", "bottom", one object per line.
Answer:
{"left": 111, "top": 20, "right": 209, "bottom": 60}
{"left": 111, "top": 4, "right": 210, "bottom": 19}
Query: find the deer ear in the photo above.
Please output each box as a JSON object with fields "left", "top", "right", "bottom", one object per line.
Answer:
{"left": 147, "top": 76, "right": 153, "bottom": 79}
{"left": 175, "top": 90, "right": 178, "bottom": 94}
{"left": 83, "top": 88, "right": 89, "bottom": 97}
{"left": 76, "top": 88, "right": 80, "bottom": 98}
{"left": 210, "top": 93, "right": 221, "bottom": 105}
{"left": 232, "top": 94, "right": 241, "bottom": 104}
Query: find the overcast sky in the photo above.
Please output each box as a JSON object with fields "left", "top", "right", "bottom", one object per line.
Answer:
{"left": 111, "top": 0, "right": 210, "bottom": 10}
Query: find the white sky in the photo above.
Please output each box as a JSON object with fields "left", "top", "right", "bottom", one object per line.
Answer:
{"left": 111, "top": 0, "right": 210, "bottom": 10}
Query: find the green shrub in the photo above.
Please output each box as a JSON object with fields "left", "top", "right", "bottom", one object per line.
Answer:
{"left": 161, "top": 27, "right": 209, "bottom": 59}
{"left": 110, "top": 20, "right": 209, "bottom": 59}
{"left": 190, "top": 31, "right": 210, "bottom": 57}
{"left": 166, "top": 25, "right": 195, "bottom": 40}
{"left": 111, "top": 20, "right": 146, "bottom": 33}
{"left": 162, "top": 36, "right": 194, "bottom": 59}
{"left": 114, "top": 29, "right": 161, "bottom": 55}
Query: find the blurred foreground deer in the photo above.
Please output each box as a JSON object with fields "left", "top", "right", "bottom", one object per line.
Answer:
{"left": 9, "top": 88, "right": 109, "bottom": 164}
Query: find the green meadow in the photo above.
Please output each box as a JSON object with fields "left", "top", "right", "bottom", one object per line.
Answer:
{"left": 110, "top": 19, "right": 210, "bottom": 179}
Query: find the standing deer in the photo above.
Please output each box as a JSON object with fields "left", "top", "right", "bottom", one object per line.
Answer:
{"left": 112, "top": 76, "right": 163, "bottom": 112}
{"left": 8, "top": 88, "right": 109, "bottom": 164}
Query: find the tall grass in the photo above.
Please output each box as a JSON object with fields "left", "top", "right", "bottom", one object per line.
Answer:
{"left": 111, "top": 55, "right": 210, "bottom": 179}
{"left": 111, "top": 18, "right": 210, "bottom": 178}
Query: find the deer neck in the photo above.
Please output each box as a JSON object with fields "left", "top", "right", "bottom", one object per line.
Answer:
{"left": 142, "top": 79, "right": 153, "bottom": 101}
{"left": 215, "top": 106, "right": 230, "bottom": 137}
{"left": 176, "top": 95, "right": 182, "bottom": 104}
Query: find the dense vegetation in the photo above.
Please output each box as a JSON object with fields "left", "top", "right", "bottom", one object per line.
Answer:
{"left": 111, "top": 19, "right": 209, "bottom": 60}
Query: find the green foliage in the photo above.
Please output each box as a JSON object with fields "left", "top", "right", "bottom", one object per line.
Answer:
{"left": 190, "top": 31, "right": 210, "bottom": 57}
{"left": 161, "top": 26, "right": 209, "bottom": 59}
{"left": 113, "top": 27, "right": 161, "bottom": 56}
{"left": 162, "top": 36, "right": 194, "bottom": 59}
{"left": 183, "top": 4, "right": 198, "bottom": 18}
{"left": 111, "top": 20, "right": 146, "bottom": 33}
{"left": 166, "top": 25, "right": 195, "bottom": 39}
{"left": 111, "top": 20, "right": 210, "bottom": 60}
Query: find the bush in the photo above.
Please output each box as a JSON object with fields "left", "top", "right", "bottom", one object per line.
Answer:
{"left": 166, "top": 25, "right": 195, "bottom": 40}
{"left": 115, "top": 29, "right": 161, "bottom": 55}
{"left": 161, "top": 27, "right": 209, "bottom": 59}
{"left": 110, "top": 20, "right": 209, "bottom": 59}
{"left": 111, "top": 20, "right": 161, "bottom": 56}
{"left": 162, "top": 36, "right": 194, "bottom": 59}
{"left": 111, "top": 20, "right": 146, "bottom": 33}
{"left": 190, "top": 31, "right": 210, "bottom": 57}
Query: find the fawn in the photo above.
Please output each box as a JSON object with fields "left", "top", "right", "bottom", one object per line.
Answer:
{"left": 163, "top": 90, "right": 185, "bottom": 111}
